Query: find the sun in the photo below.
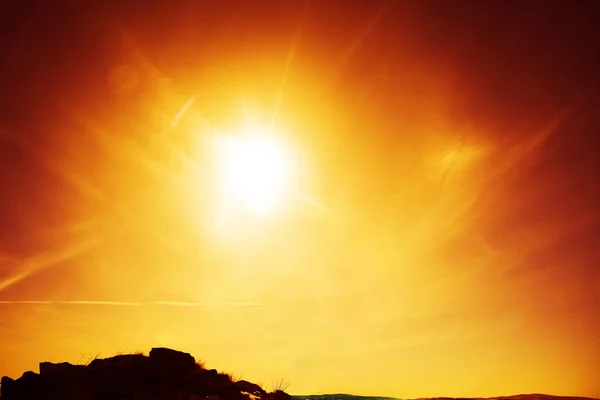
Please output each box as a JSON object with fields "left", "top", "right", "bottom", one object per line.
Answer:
{"left": 213, "top": 127, "right": 294, "bottom": 215}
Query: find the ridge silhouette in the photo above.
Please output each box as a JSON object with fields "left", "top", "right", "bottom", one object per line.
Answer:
{"left": 0, "top": 347, "right": 291, "bottom": 400}
{"left": 1, "top": 350, "right": 598, "bottom": 400}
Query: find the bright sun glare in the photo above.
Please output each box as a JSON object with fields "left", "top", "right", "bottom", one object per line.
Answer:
{"left": 213, "top": 128, "right": 293, "bottom": 215}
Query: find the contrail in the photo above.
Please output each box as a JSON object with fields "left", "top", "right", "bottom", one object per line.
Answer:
{"left": 294, "top": 190, "right": 336, "bottom": 220}
{"left": 171, "top": 95, "right": 197, "bottom": 128}
{"left": 338, "top": 1, "right": 392, "bottom": 69}
{"left": 314, "top": 0, "right": 393, "bottom": 100}
{"left": 218, "top": 301, "right": 264, "bottom": 307}
{"left": 0, "top": 300, "right": 140, "bottom": 306}
{"left": 490, "top": 109, "right": 570, "bottom": 182}
{"left": 0, "top": 300, "right": 263, "bottom": 307}
{"left": 0, "top": 231, "right": 117, "bottom": 293}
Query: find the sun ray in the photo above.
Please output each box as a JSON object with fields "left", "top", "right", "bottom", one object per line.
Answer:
{"left": 269, "top": 0, "right": 311, "bottom": 131}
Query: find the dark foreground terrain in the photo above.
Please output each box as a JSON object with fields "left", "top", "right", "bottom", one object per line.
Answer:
{"left": 1, "top": 351, "right": 597, "bottom": 400}
{"left": 0, "top": 347, "right": 290, "bottom": 400}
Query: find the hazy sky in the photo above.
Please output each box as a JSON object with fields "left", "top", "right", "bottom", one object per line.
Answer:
{"left": 1, "top": 0, "right": 599, "bottom": 398}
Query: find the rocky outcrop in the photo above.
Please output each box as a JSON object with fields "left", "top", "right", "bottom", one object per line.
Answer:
{"left": 235, "top": 381, "right": 267, "bottom": 397}
{"left": 0, "top": 348, "right": 288, "bottom": 400}
{"left": 270, "top": 390, "right": 292, "bottom": 400}
{"left": 148, "top": 348, "right": 196, "bottom": 374}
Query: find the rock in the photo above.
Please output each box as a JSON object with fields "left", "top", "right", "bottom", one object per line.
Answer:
{"left": 0, "top": 348, "right": 291, "bottom": 400}
{"left": 39, "top": 362, "right": 89, "bottom": 384}
{"left": 132, "top": 389, "right": 153, "bottom": 400}
{"left": 39, "top": 362, "right": 71, "bottom": 375}
{"left": 149, "top": 348, "right": 196, "bottom": 372}
{"left": 242, "top": 392, "right": 263, "bottom": 400}
{"left": 10, "top": 371, "right": 43, "bottom": 399}
{"left": 0, "top": 376, "right": 16, "bottom": 399}
{"left": 236, "top": 380, "right": 266, "bottom": 396}
{"left": 63, "top": 387, "right": 94, "bottom": 400}
{"left": 19, "top": 371, "right": 38, "bottom": 380}
{"left": 88, "top": 353, "right": 146, "bottom": 370}
{"left": 269, "top": 390, "right": 292, "bottom": 400}
{"left": 201, "top": 371, "right": 235, "bottom": 395}
{"left": 180, "top": 395, "right": 202, "bottom": 400}
{"left": 19, "top": 371, "right": 41, "bottom": 389}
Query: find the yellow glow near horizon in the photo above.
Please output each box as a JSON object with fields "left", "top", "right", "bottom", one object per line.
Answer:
{"left": 213, "top": 128, "right": 294, "bottom": 215}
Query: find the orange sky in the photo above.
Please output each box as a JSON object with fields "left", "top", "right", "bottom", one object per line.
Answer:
{"left": 0, "top": 1, "right": 599, "bottom": 398}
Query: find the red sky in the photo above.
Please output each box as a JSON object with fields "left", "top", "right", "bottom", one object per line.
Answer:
{"left": 0, "top": 1, "right": 599, "bottom": 398}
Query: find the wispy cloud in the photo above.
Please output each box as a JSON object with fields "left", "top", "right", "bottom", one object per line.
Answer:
{"left": 171, "top": 95, "right": 197, "bottom": 128}
{"left": 490, "top": 110, "right": 570, "bottom": 181}
{"left": 0, "top": 254, "right": 19, "bottom": 266}
{"left": 0, "top": 232, "right": 113, "bottom": 293}
{"left": 217, "top": 301, "right": 264, "bottom": 307}
{"left": 0, "top": 300, "right": 263, "bottom": 307}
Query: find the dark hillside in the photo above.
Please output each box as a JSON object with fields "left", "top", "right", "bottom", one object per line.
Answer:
{"left": 0, "top": 348, "right": 291, "bottom": 400}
